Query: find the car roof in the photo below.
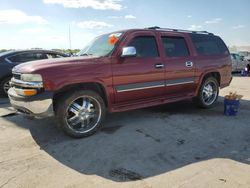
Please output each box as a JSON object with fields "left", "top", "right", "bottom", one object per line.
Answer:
{"left": 0, "top": 49, "right": 67, "bottom": 57}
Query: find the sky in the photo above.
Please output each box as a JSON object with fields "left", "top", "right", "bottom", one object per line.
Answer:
{"left": 0, "top": 0, "right": 250, "bottom": 49}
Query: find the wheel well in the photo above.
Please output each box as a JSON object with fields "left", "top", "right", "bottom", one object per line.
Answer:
{"left": 53, "top": 83, "right": 108, "bottom": 110}
{"left": 202, "top": 72, "right": 221, "bottom": 86}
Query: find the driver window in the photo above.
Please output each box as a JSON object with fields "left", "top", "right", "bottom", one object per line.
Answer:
{"left": 128, "top": 36, "right": 159, "bottom": 58}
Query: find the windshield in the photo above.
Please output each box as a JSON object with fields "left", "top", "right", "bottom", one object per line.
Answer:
{"left": 78, "top": 33, "right": 122, "bottom": 57}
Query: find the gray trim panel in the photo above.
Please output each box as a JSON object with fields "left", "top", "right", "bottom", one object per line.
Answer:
{"left": 115, "top": 77, "right": 195, "bottom": 92}
{"left": 166, "top": 77, "right": 195, "bottom": 86}
{"left": 116, "top": 81, "right": 165, "bottom": 92}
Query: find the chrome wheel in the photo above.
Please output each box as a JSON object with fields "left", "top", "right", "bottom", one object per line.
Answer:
{"left": 66, "top": 96, "right": 102, "bottom": 134}
{"left": 202, "top": 81, "right": 218, "bottom": 105}
{"left": 3, "top": 79, "right": 10, "bottom": 94}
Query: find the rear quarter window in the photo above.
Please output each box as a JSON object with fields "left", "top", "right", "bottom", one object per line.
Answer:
{"left": 190, "top": 34, "right": 229, "bottom": 56}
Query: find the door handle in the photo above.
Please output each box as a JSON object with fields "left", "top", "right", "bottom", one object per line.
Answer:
{"left": 185, "top": 61, "right": 193, "bottom": 67}
{"left": 155, "top": 63, "right": 164, "bottom": 69}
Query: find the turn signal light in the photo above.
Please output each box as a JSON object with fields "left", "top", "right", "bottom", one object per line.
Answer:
{"left": 15, "top": 88, "right": 37, "bottom": 96}
{"left": 23, "top": 89, "right": 37, "bottom": 96}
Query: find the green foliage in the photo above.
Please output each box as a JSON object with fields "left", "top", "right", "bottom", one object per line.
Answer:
{"left": 0, "top": 49, "right": 9, "bottom": 53}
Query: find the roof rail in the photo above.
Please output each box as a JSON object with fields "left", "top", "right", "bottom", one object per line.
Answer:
{"left": 145, "top": 26, "right": 214, "bottom": 35}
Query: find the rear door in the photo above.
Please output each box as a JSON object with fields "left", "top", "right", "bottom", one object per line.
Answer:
{"left": 160, "top": 33, "right": 196, "bottom": 97}
{"left": 0, "top": 55, "right": 14, "bottom": 79}
{"left": 112, "top": 31, "right": 165, "bottom": 103}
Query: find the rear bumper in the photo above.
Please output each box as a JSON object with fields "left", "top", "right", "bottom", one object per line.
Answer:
{"left": 220, "top": 79, "right": 232, "bottom": 88}
{"left": 8, "top": 88, "right": 54, "bottom": 118}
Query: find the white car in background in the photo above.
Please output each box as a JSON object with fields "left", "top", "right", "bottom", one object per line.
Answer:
{"left": 231, "top": 53, "right": 249, "bottom": 72}
{"left": 238, "top": 51, "right": 250, "bottom": 62}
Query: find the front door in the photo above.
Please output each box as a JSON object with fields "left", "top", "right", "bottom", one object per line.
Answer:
{"left": 112, "top": 32, "right": 165, "bottom": 104}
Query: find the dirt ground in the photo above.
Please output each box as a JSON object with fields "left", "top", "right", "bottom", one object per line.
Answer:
{"left": 0, "top": 75, "right": 250, "bottom": 188}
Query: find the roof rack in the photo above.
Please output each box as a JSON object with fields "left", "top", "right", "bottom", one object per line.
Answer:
{"left": 146, "top": 26, "right": 214, "bottom": 35}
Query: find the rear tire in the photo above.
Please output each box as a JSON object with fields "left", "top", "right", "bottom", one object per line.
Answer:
{"left": 55, "top": 90, "right": 106, "bottom": 138}
{"left": 193, "top": 77, "right": 219, "bottom": 108}
{"left": 0, "top": 77, "right": 11, "bottom": 97}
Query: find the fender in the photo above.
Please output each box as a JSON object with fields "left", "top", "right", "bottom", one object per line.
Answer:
{"left": 195, "top": 69, "right": 221, "bottom": 96}
{"left": 50, "top": 79, "right": 114, "bottom": 112}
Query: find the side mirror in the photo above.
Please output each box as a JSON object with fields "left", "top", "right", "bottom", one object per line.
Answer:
{"left": 121, "top": 47, "right": 136, "bottom": 58}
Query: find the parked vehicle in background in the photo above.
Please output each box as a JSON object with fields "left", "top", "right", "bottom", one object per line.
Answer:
{"left": 238, "top": 51, "right": 250, "bottom": 62}
{"left": 231, "top": 53, "right": 249, "bottom": 72}
{"left": 8, "top": 27, "right": 232, "bottom": 138}
{"left": 0, "top": 50, "right": 69, "bottom": 96}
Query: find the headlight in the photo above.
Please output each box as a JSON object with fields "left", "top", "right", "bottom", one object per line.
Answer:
{"left": 21, "top": 74, "right": 43, "bottom": 82}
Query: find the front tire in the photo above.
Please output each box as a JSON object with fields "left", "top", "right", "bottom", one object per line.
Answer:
{"left": 193, "top": 77, "right": 219, "bottom": 108}
{"left": 55, "top": 90, "right": 106, "bottom": 138}
{"left": 0, "top": 77, "right": 11, "bottom": 97}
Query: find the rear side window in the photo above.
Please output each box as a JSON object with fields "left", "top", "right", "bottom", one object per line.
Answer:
{"left": 161, "top": 37, "right": 189, "bottom": 57}
{"left": 190, "top": 34, "right": 229, "bottom": 55}
{"left": 8, "top": 53, "right": 47, "bottom": 63}
{"left": 128, "top": 36, "right": 159, "bottom": 57}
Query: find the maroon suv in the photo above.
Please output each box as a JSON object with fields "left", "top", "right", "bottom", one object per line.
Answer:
{"left": 8, "top": 27, "right": 232, "bottom": 138}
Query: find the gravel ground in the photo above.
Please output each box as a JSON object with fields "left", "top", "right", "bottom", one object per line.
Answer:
{"left": 0, "top": 75, "right": 249, "bottom": 188}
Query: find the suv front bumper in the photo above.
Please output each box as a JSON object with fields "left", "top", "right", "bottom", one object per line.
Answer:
{"left": 8, "top": 88, "right": 54, "bottom": 118}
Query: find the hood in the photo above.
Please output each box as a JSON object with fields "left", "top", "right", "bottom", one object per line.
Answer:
{"left": 12, "top": 56, "right": 100, "bottom": 73}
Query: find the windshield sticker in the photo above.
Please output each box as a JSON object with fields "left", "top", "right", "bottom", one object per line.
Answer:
{"left": 108, "top": 35, "right": 119, "bottom": 45}
{"left": 108, "top": 33, "right": 122, "bottom": 45}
